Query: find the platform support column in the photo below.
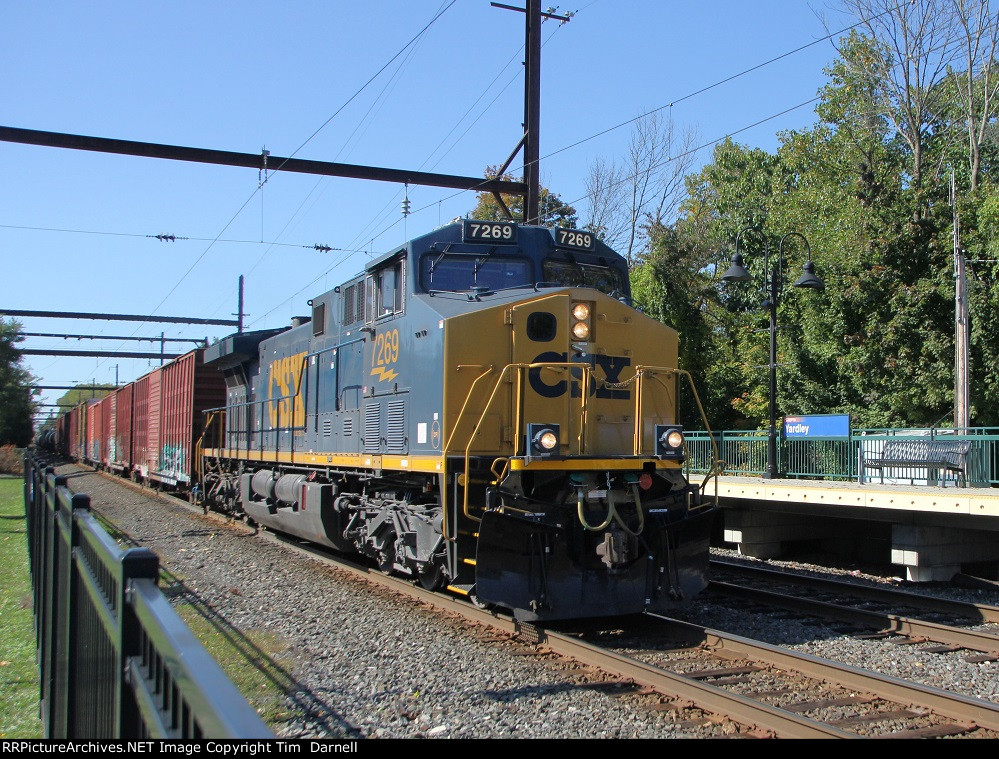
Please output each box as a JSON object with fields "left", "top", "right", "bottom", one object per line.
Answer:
{"left": 723, "top": 510, "right": 835, "bottom": 560}
{"left": 891, "top": 524, "right": 999, "bottom": 582}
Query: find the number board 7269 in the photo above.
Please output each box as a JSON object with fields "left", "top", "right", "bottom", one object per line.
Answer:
{"left": 462, "top": 219, "right": 518, "bottom": 244}
{"left": 555, "top": 228, "right": 596, "bottom": 252}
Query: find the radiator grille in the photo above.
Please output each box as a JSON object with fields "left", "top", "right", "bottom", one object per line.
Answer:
{"left": 386, "top": 400, "right": 407, "bottom": 453}
{"left": 363, "top": 403, "right": 380, "bottom": 452}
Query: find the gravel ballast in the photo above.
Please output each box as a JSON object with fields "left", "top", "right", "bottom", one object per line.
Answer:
{"left": 50, "top": 466, "right": 999, "bottom": 738}
{"left": 58, "top": 467, "right": 716, "bottom": 739}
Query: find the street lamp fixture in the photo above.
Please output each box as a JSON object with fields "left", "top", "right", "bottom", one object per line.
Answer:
{"left": 721, "top": 228, "right": 825, "bottom": 479}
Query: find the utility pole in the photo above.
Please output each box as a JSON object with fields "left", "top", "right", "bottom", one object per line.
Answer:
{"left": 492, "top": 2, "right": 572, "bottom": 225}
{"left": 237, "top": 274, "right": 245, "bottom": 334}
{"left": 952, "top": 172, "right": 971, "bottom": 431}
{"left": 523, "top": 0, "right": 541, "bottom": 225}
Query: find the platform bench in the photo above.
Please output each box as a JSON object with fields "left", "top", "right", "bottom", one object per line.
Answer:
{"left": 862, "top": 439, "right": 972, "bottom": 487}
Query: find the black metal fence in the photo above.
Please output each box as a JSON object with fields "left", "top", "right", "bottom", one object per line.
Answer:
{"left": 23, "top": 452, "right": 273, "bottom": 739}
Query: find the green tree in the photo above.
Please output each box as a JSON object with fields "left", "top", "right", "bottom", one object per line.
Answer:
{"left": 469, "top": 166, "right": 578, "bottom": 228}
{"left": 664, "top": 139, "right": 790, "bottom": 429}
{"left": 0, "top": 320, "right": 37, "bottom": 446}
{"left": 957, "top": 184, "right": 999, "bottom": 424}
{"left": 54, "top": 384, "right": 115, "bottom": 410}
{"left": 631, "top": 221, "right": 748, "bottom": 430}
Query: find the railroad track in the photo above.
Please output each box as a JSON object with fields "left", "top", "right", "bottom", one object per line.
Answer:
{"left": 563, "top": 613, "right": 999, "bottom": 738}
{"left": 85, "top": 466, "right": 999, "bottom": 738}
{"left": 260, "top": 528, "right": 999, "bottom": 738}
{"left": 708, "top": 559, "right": 999, "bottom": 659}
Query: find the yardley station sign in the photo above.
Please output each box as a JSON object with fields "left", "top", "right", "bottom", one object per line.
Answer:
{"left": 783, "top": 414, "right": 851, "bottom": 438}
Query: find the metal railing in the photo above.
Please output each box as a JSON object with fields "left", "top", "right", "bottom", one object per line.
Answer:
{"left": 23, "top": 451, "right": 273, "bottom": 739}
{"left": 684, "top": 428, "right": 999, "bottom": 487}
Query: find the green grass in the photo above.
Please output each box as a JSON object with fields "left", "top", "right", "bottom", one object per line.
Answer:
{"left": 0, "top": 477, "right": 42, "bottom": 738}
{"left": 1, "top": 473, "right": 304, "bottom": 737}
{"left": 174, "top": 603, "right": 301, "bottom": 727}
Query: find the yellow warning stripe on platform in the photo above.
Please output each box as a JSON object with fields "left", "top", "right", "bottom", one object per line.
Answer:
{"left": 715, "top": 477, "right": 999, "bottom": 517}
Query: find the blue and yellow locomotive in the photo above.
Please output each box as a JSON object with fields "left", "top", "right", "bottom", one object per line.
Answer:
{"left": 200, "top": 220, "right": 716, "bottom": 621}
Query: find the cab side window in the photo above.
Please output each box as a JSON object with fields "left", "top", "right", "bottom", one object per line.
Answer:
{"left": 367, "top": 259, "right": 405, "bottom": 322}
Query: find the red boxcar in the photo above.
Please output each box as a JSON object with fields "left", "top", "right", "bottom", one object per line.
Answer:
{"left": 132, "top": 372, "right": 154, "bottom": 479}
{"left": 151, "top": 350, "right": 225, "bottom": 486}
{"left": 85, "top": 398, "right": 103, "bottom": 464}
{"left": 99, "top": 392, "right": 115, "bottom": 467}
{"left": 65, "top": 404, "right": 81, "bottom": 460}
{"left": 56, "top": 409, "right": 72, "bottom": 458}
{"left": 56, "top": 350, "right": 224, "bottom": 489}
{"left": 111, "top": 384, "right": 134, "bottom": 473}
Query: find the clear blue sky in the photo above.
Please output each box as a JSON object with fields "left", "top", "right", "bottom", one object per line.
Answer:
{"left": 2, "top": 1, "right": 850, "bottom": 416}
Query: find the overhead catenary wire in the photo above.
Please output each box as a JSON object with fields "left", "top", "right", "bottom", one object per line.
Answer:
{"left": 0, "top": 223, "right": 347, "bottom": 252}
{"left": 76, "top": 2, "right": 460, "bottom": 377}
{"left": 246, "top": 6, "right": 869, "bottom": 324}
{"left": 363, "top": 96, "right": 822, "bottom": 249}
{"left": 246, "top": 95, "right": 820, "bottom": 329}
{"left": 249, "top": 0, "right": 933, "bottom": 322}
{"left": 340, "top": 6, "right": 904, "bottom": 250}
{"left": 234, "top": 5, "right": 448, "bottom": 289}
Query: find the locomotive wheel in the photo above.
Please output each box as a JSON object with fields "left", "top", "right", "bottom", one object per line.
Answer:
{"left": 468, "top": 588, "right": 493, "bottom": 610}
{"left": 417, "top": 562, "right": 445, "bottom": 591}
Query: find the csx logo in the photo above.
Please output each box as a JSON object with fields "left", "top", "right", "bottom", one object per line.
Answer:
{"left": 268, "top": 352, "right": 306, "bottom": 427}
{"left": 529, "top": 351, "right": 631, "bottom": 400}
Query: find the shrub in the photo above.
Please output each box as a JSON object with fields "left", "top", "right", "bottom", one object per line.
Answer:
{"left": 0, "top": 445, "right": 24, "bottom": 475}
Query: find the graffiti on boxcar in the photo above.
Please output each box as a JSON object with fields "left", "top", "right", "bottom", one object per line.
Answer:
{"left": 160, "top": 444, "right": 185, "bottom": 475}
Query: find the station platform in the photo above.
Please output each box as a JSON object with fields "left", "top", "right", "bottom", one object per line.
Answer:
{"left": 706, "top": 475, "right": 999, "bottom": 582}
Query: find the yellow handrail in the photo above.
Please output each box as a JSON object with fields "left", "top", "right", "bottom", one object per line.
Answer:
{"left": 440, "top": 365, "right": 495, "bottom": 541}
{"left": 453, "top": 360, "right": 589, "bottom": 523}
{"left": 633, "top": 365, "right": 723, "bottom": 507}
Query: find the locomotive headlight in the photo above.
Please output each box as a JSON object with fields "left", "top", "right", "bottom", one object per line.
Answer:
{"left": 537, "top": 429, "right": 559, "bottom": 450}
{"left": 527, "top": 423, "right": 561, "bottom": 458}
{"left": 571, "top": 301, "right": 593, "bottom": 342}
{"left": 655, "top": 424, "right": 685, "bottom": 460}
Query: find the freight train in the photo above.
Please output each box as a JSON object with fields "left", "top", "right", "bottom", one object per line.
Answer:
{"left": 52, "top": 220, "right": 718, "bottom": 621}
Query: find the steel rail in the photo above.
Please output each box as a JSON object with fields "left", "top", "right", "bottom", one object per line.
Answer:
{"left": 710, "top": 559, "right": 999, "bottom": 624}
{"left": 709, "top": 580, "right": 999, "bottom": 655}
{"left": 260, "top": 533, "right": 852, "bottom": 739}
{"left": 648, "top": 613, "right": 999, "bottom": 731}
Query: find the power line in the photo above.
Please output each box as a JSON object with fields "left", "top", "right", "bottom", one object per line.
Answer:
{"left": 393, "top": 0, "right": 906, "bottom": 231}
{"left": 0, "top": 223, "right": 345, "bottom": 251}
{"left": 247, "top": 95, "right": 818, "bottom": 329}
{"left": 86, "top": 1, "right": 461, "bottom": 362}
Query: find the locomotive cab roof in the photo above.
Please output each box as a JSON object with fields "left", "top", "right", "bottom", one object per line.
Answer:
{"left": 361, "top": 221, "right": 632, "bottom": 303}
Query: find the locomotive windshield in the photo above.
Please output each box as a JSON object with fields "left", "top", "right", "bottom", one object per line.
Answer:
{"left": 420, "top": 254, "right": 532, "bottom": 292}
{"left": 542, "top": 259, "right": 629, "bottom": 297}
{"left": 417, "top": 247, "right": 630, "bottom": 299}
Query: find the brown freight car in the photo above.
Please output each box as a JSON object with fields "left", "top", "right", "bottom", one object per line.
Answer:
{"left": 110, "top": 383, "right": 133, "bottom": 475}
{"left": 57, "top": 349, "right": 226, "bottom": 490}
{"left": 151, "top": 350, "right": 225, "bottom": 486}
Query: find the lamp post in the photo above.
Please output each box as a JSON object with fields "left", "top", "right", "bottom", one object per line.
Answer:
{"left": 722, "top": 229, "right": 825, "bottom": 479}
